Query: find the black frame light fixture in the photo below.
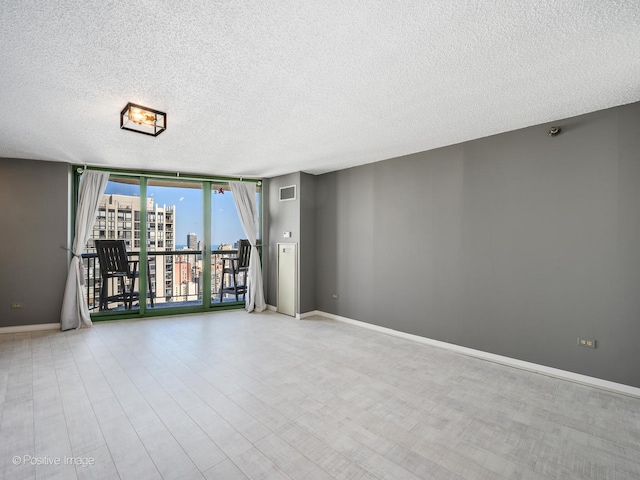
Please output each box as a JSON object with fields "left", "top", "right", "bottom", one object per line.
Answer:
{"left": 120, "top": 102, "right": 166, "bottom": 136}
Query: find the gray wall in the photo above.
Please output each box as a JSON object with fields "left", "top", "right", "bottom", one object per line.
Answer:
{"left": 265, "top": 172, "right": 318, "bottom": 314}
{"left": 314, "top": 102, "right": 640, "bottom": 388}
{"left": 299, "top": 173, "right": 317, "bottom": 314}
{"left": 0, "top": 158, "right": 70, "bottom": 327}
{"left": 266, "top": 172, "right": 300, "bottom": 310}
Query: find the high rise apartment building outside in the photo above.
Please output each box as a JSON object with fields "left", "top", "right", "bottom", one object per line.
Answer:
{"left": 187, "top": 232, "right": 198, "bottom": 249}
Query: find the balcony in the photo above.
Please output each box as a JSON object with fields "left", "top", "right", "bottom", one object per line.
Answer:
{"left": 82, "top": 249, "right": 247, "bottom": 313}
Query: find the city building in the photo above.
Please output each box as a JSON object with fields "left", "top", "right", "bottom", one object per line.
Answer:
{"left": 173, "top": 253, "right": 201, "bottom": 301}
{"left": 187, "top": 232, "right": 197, "bottom": 250}
{"left": 212, "top": 243, "right": 234, "bottom": 301}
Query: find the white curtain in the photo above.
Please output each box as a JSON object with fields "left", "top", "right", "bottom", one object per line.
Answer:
{"left": 230, "top": 181, "right": 266, "bottom": 312}
{"left": 60, "top": 170, "right": 109, "bottom": 330}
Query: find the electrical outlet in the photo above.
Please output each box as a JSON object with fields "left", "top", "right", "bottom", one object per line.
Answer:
{"left": 332, "top": 294, "right": 338, "bottom": 299}
{"left": 577, "top": 337, "right": 596, "bottom": 348}
{"left": 10, "top": 303, "right": 22, "bottom": 309}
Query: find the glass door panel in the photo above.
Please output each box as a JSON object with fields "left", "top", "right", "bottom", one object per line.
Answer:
{"left": 147, "top": 179, "right": 203, "bottom": 309}
{"left": 84, "top": 176, "right": 142, "bottom": 313}
{"left": 211, "top": 184, "right": 247, "bottom": 304}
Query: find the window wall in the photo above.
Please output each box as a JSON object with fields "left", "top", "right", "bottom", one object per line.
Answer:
{"left": 77, "top": 168, "right": 261, "bottom": 319}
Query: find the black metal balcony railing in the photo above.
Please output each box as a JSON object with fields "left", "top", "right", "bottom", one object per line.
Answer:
{"left": 82, "top": 249, "right": 244, "bottom": 312}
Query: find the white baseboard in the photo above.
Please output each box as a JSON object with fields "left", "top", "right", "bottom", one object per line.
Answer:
{"left": 305, "top": 310, "right": 640, "bottom": 399}
{"left": 0, "top": 323, "right": 61, "bottom": 335}
{"left": 266, "top": 304, "right": 300, "bottom": 319}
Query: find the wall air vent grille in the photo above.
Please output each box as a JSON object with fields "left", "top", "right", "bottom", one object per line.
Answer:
{"left": 279, "top": 185, "right": 296, "bottom": 201}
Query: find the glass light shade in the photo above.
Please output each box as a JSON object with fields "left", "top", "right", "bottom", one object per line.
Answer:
{"left": 120, "top": 102, "right": 166, "bottom": 136}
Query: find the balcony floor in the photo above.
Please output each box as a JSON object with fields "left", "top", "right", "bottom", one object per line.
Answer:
{"left": 93, "top": 296, "right": 245, "bottom": 313}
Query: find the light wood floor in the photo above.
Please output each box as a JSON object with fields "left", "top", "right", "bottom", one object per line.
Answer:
{"left": 1, "top": 310, "right": 639, "bottom": 480}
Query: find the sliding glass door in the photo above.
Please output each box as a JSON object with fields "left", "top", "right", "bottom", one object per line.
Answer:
{"left": 146, "top": 179, "right": 203, "bottom": 309}
{"left": 210, "top": 183, "right": 262, "bottom": 305}
{"left": 211, "top": 184, "right": 245, "bottom": 305}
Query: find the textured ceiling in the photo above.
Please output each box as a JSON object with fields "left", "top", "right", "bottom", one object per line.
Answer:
{"left": 1, "top": 1, "right": 639, "bottom": 178}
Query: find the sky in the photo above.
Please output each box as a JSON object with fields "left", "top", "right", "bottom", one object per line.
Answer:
{"left": 104, "top": 180, "right": 247, "bottom": 247}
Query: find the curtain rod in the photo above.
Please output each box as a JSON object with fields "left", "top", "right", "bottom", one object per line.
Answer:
{"left": 76, "top": 166, "right": 262, "bottom": 185}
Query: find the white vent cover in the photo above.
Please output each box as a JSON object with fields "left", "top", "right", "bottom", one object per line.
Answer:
{"left": 279, "top": 185, "right": 296, "bottom": 201}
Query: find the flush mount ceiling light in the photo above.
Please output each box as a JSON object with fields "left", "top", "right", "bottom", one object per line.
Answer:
{"left": 120, "top": 102, "right": 166, "bottom": 136}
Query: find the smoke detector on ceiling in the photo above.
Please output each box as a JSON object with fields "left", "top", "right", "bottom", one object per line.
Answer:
{"left": 548, "top": 126, "right": 562, "bottom": 137}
